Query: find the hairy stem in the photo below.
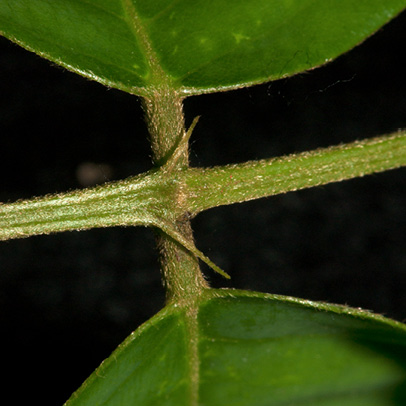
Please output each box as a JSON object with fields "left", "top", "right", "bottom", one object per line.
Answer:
{"left": 142, "top": 89, "right": 208, "bottom": 303}
{"left": 2, "top": 132, "right": 404, "bottom": 250}
{"left": 184, "top": 131, "right": 406, "bottom": 214}
{"left": 0, "top": 170, "right": 165, "bottom": 240}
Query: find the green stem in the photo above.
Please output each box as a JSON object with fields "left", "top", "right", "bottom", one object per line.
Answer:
{"left": 184, "top": 131, "right": 406, "bottom": 214}
{"left": 0, "top": 170, "right": 165, "bottom": 240}
{"left": 2, "top": 131, "right": 404, "bottom": 280}
{"left": 142, "top": 89, "right": 209, "bottom": 303}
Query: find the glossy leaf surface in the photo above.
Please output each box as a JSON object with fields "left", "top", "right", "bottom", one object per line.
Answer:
{"left": 1, "top": 1, "right": 405, "bottom": 95}
{"left": 65, "top": 289, "right": 406, "bottom": 405}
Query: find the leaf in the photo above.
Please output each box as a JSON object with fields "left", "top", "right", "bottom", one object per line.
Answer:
{"left": 1, "top": 1, "right": 405, "bottom": 96}
{"left": 64, "top": 289, "right": 406, "bottom": 406}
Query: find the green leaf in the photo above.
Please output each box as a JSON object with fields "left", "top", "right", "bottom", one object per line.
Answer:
{"left": 65, "top": 289, "right": 406, "bottom": 406}
{"left": 1, "top": 1, "right": 405, "bottom": 95}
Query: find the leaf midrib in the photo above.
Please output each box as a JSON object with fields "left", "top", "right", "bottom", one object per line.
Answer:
{"left": 121, "top": 0, "right": 174, "bottom": 92}
{"left": 185, "top": 303, "right": 201, "bottom": 406}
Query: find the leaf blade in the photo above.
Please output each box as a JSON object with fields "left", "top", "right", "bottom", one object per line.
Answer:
{"left": 0, "top": 0, "right": 151, "bottom": 93}
{"left": 64, "top": 289, "right": 406, "bottom": 406}
{"left": 1, "top": 1, "right": 405, "bottom": 94}
{"left": 158, "top": 0, "right": 406, "bottom": 94}
{"left": 66, "top": 307, "right": 192, "bottom": 405}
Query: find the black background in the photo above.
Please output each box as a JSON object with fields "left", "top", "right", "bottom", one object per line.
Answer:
{"left": 1, "top": 11, "right": 406, "bottom": 405}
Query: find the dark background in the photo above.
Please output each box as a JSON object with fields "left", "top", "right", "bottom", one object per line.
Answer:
{"left": 1, "top": 11, "right": 406, "bottom": 405}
